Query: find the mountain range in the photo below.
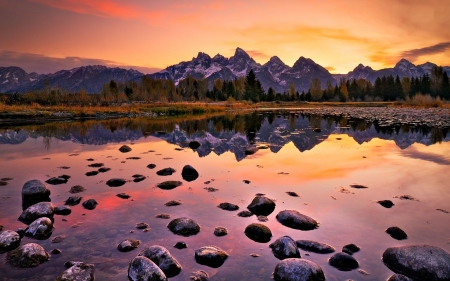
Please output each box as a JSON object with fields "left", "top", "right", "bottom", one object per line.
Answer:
{"left": 1, "top": 47, "right": 449, "bottom": 94}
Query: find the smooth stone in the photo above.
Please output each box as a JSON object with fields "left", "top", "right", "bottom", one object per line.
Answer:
{"left": 46, "top": 175, "right": 70, "bottom": 185}
{"left": 156, "top": 214, "right": 171, "bottom": 219}
{"left": 190, "top": 270, "right": 208, "bottom": 281}
{"left": 217, "top": 202, "right": 239, "bottom": 211}
{"left": 147, "top": 164, "right": 156, "bottom": 169}
{"left": 119, "top": 145, "right": 132, "bottom": 153}
{"left": 82, "top": 199, "right": 98, "bottom": 210}
{"left": 174, "top": 241, "right": 187, "bottom": 249}
{"left": 85, "top": 171, "right": 99, "bottom": 177}
{"left": 139, "top": 245, "right": 182, "bottom": 277}
{"left": 195, "top": 246, "right": 229, "bottom": 268}
{"left": 69, "top": 185, "right": 86, "bottom": 193}
{"left": 167, "top": 217, "right": 200, "bottom": 236}
{"left": 387, "top": 274, "right": 413, "bottom": 281}
{"left": 106, "top": 178, "right": 126, "bottom": 187}
{"left": 55, "top": 261, "right": 95, "bottom": 281}
{"left": 276, "top": 210, "right": 318, "bottom": 230}
{"left": 54, "top": 206, "right": 71, "bottom": 216}
{"left": 295, "top": 240, "right": 335, "bottom": 254}
{"left": 22, "top": 180, "right": 51, "bottom": 207}
{"left": 189, "top": 141, "right": 201, "bottom": 149}
{"left": 157, "top": 181, "right": 182, "bottom": 190}
{"left": 386, "top": 226, "right": 408, "bottom": 240}
{"left": 273, "top": 258, "right": 326, "bottom": 281}
{"left": 213, "top": 227, "right": 228, "bottom": 237}
{"left": 133, "top": 176, "right": 146, "bottom": 182}
{"left": 98, "top": 167, "right": 111, "bottom": 173}
{"left": 128, "top": 256, "right": 167, "bottom": 281}
{"left": 0, "top": 230, "right": 21, "bottom": 253}
{"left": 237, "top": 210, "right": 254, "bottom": 217}
{"left": 378, "top": 200, "right": 395, "bottom": 208}
{"left": 342, "top": 243, "right": 360, "bottom": 255}
{"left": 88, "top": 163, "right": 103, "bottom": 168}
{"left": 156, "top": 168, "right": 176, "bottom": 176}
{"left": 19, "top": 202, "right": 54, "bottom": 224}
{"left": 286, "top": 191, "right": 300, "bottom": 197}
{"left": 117, "top": 193, "right": 130, "bottom": 199}
{"left": 181, "top": 165, "right": 199, "bottom": 182}
{"left": 6, "top": 243, "right": 50, "bottom": 268}
{"left": 382, "top": 245, "right": 450, "bottom": 280}
{"left": 329, "top": 252, "right": 359, "bottom": 271}
{"left": 245, "top": 146, "right": 259, "bottom": 155}
{"left": 136, "top": 222, "right": 149, "bottom": 229}
{"left": 270, "top": 236, "right": 300, "bottom": 260}
{"left": 118, "top": 239, "right": 140, "bottom": 252}
{"left": 65, "top": 196, "right": 82, "bottom": 206}
{"left": 247, "top": 195, "right": 276, "bottom": 216}
{"left": 165, "top": 200, "right": 181, "bottom": 206}
{"left": 244, "top": 223, "right": 272, "bottom": 243}
{"left": 51, "top": 248, "right": 62, "bottom": 254}
{"left": 25, "top": 217, "right": 54, "bottom": 239}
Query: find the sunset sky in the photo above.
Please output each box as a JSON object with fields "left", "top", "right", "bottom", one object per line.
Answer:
{"left": 0, "top": 0, "right": 449, "bottom": 74}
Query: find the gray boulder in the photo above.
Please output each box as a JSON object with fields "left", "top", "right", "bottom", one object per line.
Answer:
{"left": 128, "top": 256, "right": 167, "bottom": 281}
{"left": 382, "top": 245, "right": 450, "bottom": 280}
{"left": 22, "top": 180, "right": 51, "bottom": 208}
{"left": 269, "top": 236, "right": 300, "bottom": 260}
{"left": 167, "top": 217, "right": 200, "bottom": 236}
{"left": 195, "top": 246, "right": 229, "bottom": 268}
{"left": 25, "top": 217, "right": 54, "bottom": 239}
{"left": 247, "top": 196, "right": 276, "bottom": 216}
{"left": 296, "top": 240, "right": 335, "bottom": 254}
{"left": 139, "top": 245, "right": 181, "bottom": 277}
{"left": 56, "top": 261, "right": 95, "bottom": 281}
{"left": 6, "top": 243, "right": 50, "bottom": 268}
{"left": 276, "top": 210, "right": 318, "bottom": 230}
{"left": 244, "top": 223, "right": 272, "bottom": 243}
{"left": 0, "top": 230, "right": 21, "bottom": 253}
{"left": 18, "top": 202, "right": 54, "bottom": 224}
{"left": 273, "top": 258, "right": 325, "bottom": 281}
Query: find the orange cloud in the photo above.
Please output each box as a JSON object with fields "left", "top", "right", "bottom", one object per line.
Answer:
{"left": 246, "top": 50, "right": 270, "bottom": 59}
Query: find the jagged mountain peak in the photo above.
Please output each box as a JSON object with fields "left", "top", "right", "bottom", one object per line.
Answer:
{"left": 266, "top": 56, "right": 285, "bottom": 66}
{"left": 394, "top": 58, "right": 415, "bottom": 69}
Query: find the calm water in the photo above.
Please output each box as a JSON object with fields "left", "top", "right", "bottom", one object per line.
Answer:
{"left": 0, "top": 111, "right": 449, "bottom": 281}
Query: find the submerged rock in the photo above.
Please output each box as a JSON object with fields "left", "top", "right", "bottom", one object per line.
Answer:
{"left": 329, "top": 252, "right": 359, "bottom": 270}
{"left": 217, "top": 202, "right": 239, "bottom": 211}
{"left": 295, "top": 240, "right": 335, "bottom": 254}
{"left": 270, "top": 236, "right": 300, "bottom": 260}
{"left": 118, "top": 239, "right": 140, "bottom": 252}
{"left": 386, "top": 226, "right": 408, "bottom": 240}
{"left": 181, "top": 165, "right": 199, "bottom": 182}
{"left": 237, "top": 210, "right": 253, "bottom": 217}
{"left": 382, "top": 245, "right": 450, "bottom": 280}
{"left": 55, "top": 261, "right": 95, "bottom": 281}
{"left": 174, "top": 241, "right": 187, "bottom": 249}
{"left": 157, "top": 181, "right": 182, "bottom": 190}
{"left": 213, "top": 227, "right": 228, "bottom": 237}
{"left": 244, "top": 223, "right": 272, "bottom": 243}
{"left": 98, "top": 167, "right": 111, "bottom": 173}
{"left": 69, "top": 185, "right": 86, "bottom": 193}
{"left": 19, "top": 202, "right": 54, "bottom": 224}
{"left": 273, "top": 258, "right": 326, "bottom": 281}
{"left": 147, "top": 164, "right": 156, "bottom": 169}
{"left": 128, "top": 256, "right": 167, "bottom": 281}
{"left": 85, "top": 171, "right": 99, "bottom": 177}
{"left": 377, "top": 200, "right": 395, "bottom": 208}
{"left": 276, "top": 210, "right": 318, "bottom": 230}
{"left": 0, "top": 230, "right": 21, "bottom": 253}
{"left": 139, "top": 245, "right": 182, "bottom": 277}
{"left": 136, "top": 222, "right": 149, "bottom": 229}
{"left": 167, "top": 217, "right": 200, "bottom": 236}
{"left": 65, "top": 196, "right": 82, "bottom": 206}
{"left": 46, "top": 175, "right": 70, "bottom": 185}
{"left": 116, "top": 193, "right": 130, "bottom": 199}
{"left": 88, "top": 163, "right": 103, "bottom": 168}
{"left": 189, "top": 141, "right": 201, "bottom": 149}
{"left": 25, "top": 217, "right": 54, "bottom": 239}
{"left": 165, "top": 200, "right": 181, "bottom": 207}
{"left": 247, "top": 195, "right": 276, "bottom": 216}
{"left": 6, "top": 243, "right": 50, "bottom": 268}
{"left": 156, "top": 168, "right": 176, "bottom": 176}
{"left": 106, "top": 178, "right": 126, "bottom": 187}
{"left": 342, "top": 244, "right": 360, "bottom": 255}
{"left": 82, "top": 199, "right": 98, "bottom": 210}
{"left": 22, "top": 180, "right": 51, "bottom": 208}
{"left": 133, "top": 175, "right": 146, "bottom": 182}
{"left": 195, "top": 246, "right": 229, "bottom": 268}
{"left": 119, "top": 145, "right": 132, "bottom": 153}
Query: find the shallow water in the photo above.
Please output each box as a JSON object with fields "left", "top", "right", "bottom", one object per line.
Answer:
{"left": 0, "top": 112, "right": 449, "bottom": 280}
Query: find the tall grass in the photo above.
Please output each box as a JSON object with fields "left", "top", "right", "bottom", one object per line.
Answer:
{"left": 403, "top": 93, "right": 446, "bottom": 108}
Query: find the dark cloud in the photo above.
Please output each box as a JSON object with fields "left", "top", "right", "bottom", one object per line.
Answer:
{"left": 0, "top": 50, "right": 161, "bottom": 74}
{"left": 401, "top": 42, "right": 450, "bottom": 61}
{"left": 401, "top": 147, "right": 450, "bottom": 165}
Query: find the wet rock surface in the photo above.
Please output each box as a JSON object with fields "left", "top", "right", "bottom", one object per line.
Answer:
{"left": 329, "top": 252, "right": 359, "bottom": 270}
{"left": 342, "top": 243, "right": 360, "bottom": 255}
{"left": 273, "top": 258, "right": 326, "bottom": 281}
{"left": 167, "top": 217, "right": 200, "bottom": 236}
{"left": 195, "top": 246, "right": 229, "bottom": 268}
{"left": 128, "top": 256, "right": 167, "bottom": 281}
{"left": 118, "top": 239, "right": 140, "bottom": 252}
{"left": 98, "top": 167, "right": 111, "bottom": 173}
{"left": 156, "top": 213, "right": 171, "bottom": 219}
{"left": 0, "top": 230, "right": 21, "bottom": 253}
{"left": 19, "top": 202, "right": 54, "bottom": 224}
{"left": 132, "top": 174, "right": 146, "bottom": 182}
{"left": 6, "top": 243, "right": 50, "bottom": 268}
{"left": 22, "top": 180, "right": 51, "bottom": 207}
{"left": 382, "top": 245, "right": 450, "bottom": 280}
{"left": 82, "top": 199, "right": 98, "bottom": 210}
{"left": 286, "top": 191, "right": 300, "bottom": 197}
{"left": 46, "top": 175, "right": 70, "bottom": 185}
{"left": 24, "top": 217, "right": 54, "bottom": 239}
{"left": 213, "top": 227, "right": 228, "bottom": 236}
{"left": 157, "top": 181, "right": 182, "bottom": 190}
{"left": 136, "top": 222, "right": 149, "bottom": 229}
{"left": 378, "top": 200, "right": 395, "bottom": 208}
{"left": 217, "top": 202, "right": 239, "bottom": 211}
{"left": 237, "top": 210, "right": 254, "bottom": 217}
{"left": 295, "top": 240, "right": 335, "bottom": 254}
{"left": 386, "top": 226, "right": 408, "bottom": 240}
{"left": 174, "top": 241, "right": 187, "bottom": 249}
{"left": 276, "top": 210, "right": 318, "bottom": 230}
{"left": 244, "top": 223, "right": 272, "bottom": 243}
{"left": 69, "top": 185, "right": 86, "bottom": 193}
{"left": 156, "top": 167, "right": 176, "bottom": 176}
{"left": 387, "top": 274, "right": 413, "bottom": 281}
{"left": 270, "top": 236, "right": 300, "bottom": 260}
{"left": 88, "top": 163, "right": 103, "bottom": 168}
{"left": 85, "top": 171, "right": 99, "bottom": 176}
{"left": 106, "top": 178, "right": 126, "bottom": 187}
{"left": 55, "top": 261, "right": 95, "bottom": 281}
{"left": 190, "top": 270, "right": 208, "bottom": 281}
{"left": 247, "top": 195, "right": 276, "bottom": 216}
{"left": 65, "top": 196, "right": 82, "bottom": 206}
{"left": 165, "top": 200, "right": 181, "bottom": 206}
{"left": 139, "top": 245, "right": 182, "bottom": 277}
{"left": 181, "top": 165, "right": 199, "bottom": 182}
{"left": 147, "top": 163, "right": 156, "bottom": 169}
{"left": 119, "top": 145, "right": 132, "bottom": 153}
{"left": 116, "top": 193, "right": 130, "bottom": 199}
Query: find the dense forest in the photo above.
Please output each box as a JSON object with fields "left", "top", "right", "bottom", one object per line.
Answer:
{"left": 1, "top": 66, "right": 449, "bottom": 106}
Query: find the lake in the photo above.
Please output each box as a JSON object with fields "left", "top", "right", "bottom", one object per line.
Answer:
{"left": 0, "top": 110, "right": 449, "bottom": 280}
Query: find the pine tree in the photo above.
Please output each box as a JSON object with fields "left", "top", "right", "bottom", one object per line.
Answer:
{"left": 309, "top": 78, "right": 323, "bottom": 101}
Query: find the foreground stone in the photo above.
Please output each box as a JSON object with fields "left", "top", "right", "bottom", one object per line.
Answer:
{"left": 82, "top": 199, "right": 98, "bottom": 210}
{"left": 295, "top": 240, "right": 335, "bottom": 254}
{"left": 181, "top": 165, "right": 199, "bottom": 182}
{"left": 118, "top": 239, "right": 140, "bottom": 252}
{"left": 386, "top": 226, "right": 408, "bottom": 240}
{"left": 328, "top": 252, "right": 359, "bottom": 270}
{"left": 119, "top": 145, "right": 132, "bottom": 153}
{"left": 128, "top": 256, "right": 167, "bottom": 281}
{"left": 195, "top": 246, "right": 229, "bottom": 268}
{"left": 244, "top": 223, "right": 272, "bottom": 243}
{"left": 276, "top": 210, "right": 318, "bottom": 230}
{"left": 106, "top": 178, "right": 126, "bottom": 187}
{"left": 139, "top": 245, "right": 182, "bottom": 277}
{"left": 54, "top": 206, "right": 72, "bottom": 215}
{"left": 270, "top": 236, "right": 300, "bottom": 260}
{"left": 174, "top": 242, "right": 187, "bottom": 249}
{"left": 217, "top": 202, "right": 239, "bottom": 211}
{"left": 377, "top": 200, "right": 395, "bottom": 208}
{"left": 0, "top": 230, "right": 21, "bottom": 253}
{"left": 273, "top": 258, "right": 326, "bottom": 281}
{"left": 117, "top": 193, "right": 130, "bottom": 199}
{"left": 25, "top": 217, "right": 54, "bottom": 239}
{"left": 167, "top": 217, "right": 200, "bottom": 236}
{"left": 247, "top": 195, "right": 276, "bottom": 216}
{"left": 157, "top": 181, "right": 182, "bottom": 190}
{"left": 190, "top": 270, "right": 208, "bottom": 281}
{"left": 22, "top": 180, "right": 51, "bottom": 208}
{"left": 382, "top": 245, "right": 450, "bottom": 280}
{"left": 237, "top": 210, "right": 253, "bottom": 217}
{"left": 65, "top": 196, "right": 82, "bottom": 206}
{"left": 56, "top": 261, "right": 95, "bottom": 281}
{"left": 6, "top": 243, "right": 50, "bottom": 268}
{"left": 213, "top": 227, "right": 228, "bottom": 237}
{"left": 342, "top": 243, "right": 360, "bottom": 255}
{"left": 19, "top": 202, "right": 54, "bottom": 224}
{"left": 46, "top": 175, "right": 70, "bottom": 185}
{"left": 387, "top": 274, "right": 413, "bottom": 281}
{"left": 69, "top": 185, "right": 86, "bottom": 193}
{"left": 156, "top": 168, "right": 176, "bottom": 176}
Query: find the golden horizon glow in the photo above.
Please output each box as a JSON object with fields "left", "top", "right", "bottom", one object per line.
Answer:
{"left": 0, "top": 0, "right": 449, "bottom": 74}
